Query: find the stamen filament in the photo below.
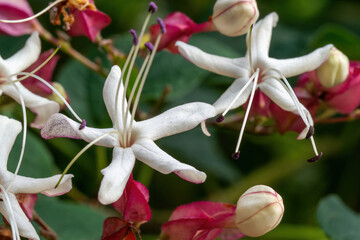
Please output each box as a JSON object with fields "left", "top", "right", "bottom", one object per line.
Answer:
{"left": 127, "top": 33, "right": 162, "bottom": 143}
{"left": 222, "top": 73, "right": 257, "bottom": 117}
{"left": 123, "top": 53, "right": 151, "bottom": 145}
{"left": 0, "top": 0, "right": 66, "bottom": 23}
{"left": 234, "top": 68, "right": 260, "bottom": 156}
{"left": 15, "top": 72, "right": 83, "bottom": 123}
{"left": 248, "top": 25, "right": 254, "bottom": 73}
{"left": 6, "top": 82, "right": 27, "bottom": 192}
{"left": 310, "top": 136, "right": 319, "bottom": 156}
{"left": 55, "top": 131, "right": 119, "bottom": 188}
{"left": 0, "top": 185, "right": 21, "bottom": 240}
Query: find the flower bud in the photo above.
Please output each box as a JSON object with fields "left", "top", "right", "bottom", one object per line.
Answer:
{"left": 316, "top": 47, "right": 350, "bottom": 88}
{"left": 212, "top": 0, "right": 259, "bottom": 37}
{"left": 48, "top": 82, "right": 69, "bottom": 110}
{"left": 235, "top": 185, "right": 284, "bottom": 237}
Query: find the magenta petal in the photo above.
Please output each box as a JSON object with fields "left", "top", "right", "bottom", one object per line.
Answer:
{"left": 0, "top": 0, "right": 38, "bottom": 36}
{"left": 101, "top": 217, "right": 136, "bottom": 240}
{"left": 22, "top": 50, "right": 60, "bottom": 96}
{"left": 67, "top": 9, "right": 111, "bottom": 42}
{"left": 112, "top": 176, "right": 151, "bottom": 224}
{"left": 17, "top": 193, "right": 38, "bottom": 220}
{"left": 162, "top": 218, "right": 208, "bottom": 240}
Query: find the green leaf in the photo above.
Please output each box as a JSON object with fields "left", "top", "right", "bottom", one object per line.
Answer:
{"left": 317, "top": 195, "right": 360, "bottom": 240}
{"left": 257, "top": 224, "right": 328, "bottom": 240}
{"left": 36, "top": 195, "right": 108, "bottom": 240}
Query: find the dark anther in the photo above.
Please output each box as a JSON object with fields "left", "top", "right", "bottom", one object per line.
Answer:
{"left": 216, "top": 115, "right": 225, "bottom": 123}
{"left": 305, "top": 126, "right": 315, "bottom": 139}
{"left": 145, "top": 42, "right": 154, "bottom": 53}
{"left": 157, "top": 17, "right": 166, "bottom": 34}
{"left": 232, "top": 151, "right": 240, "bottom": 160}
{"left": 79, "top": 119, "right": 87, "bottom": 130}
{"left": 129, "top": 29, "right": 138, "bottom": 46}
{"left": 307, "top": 152, "right": 323, "bottom": 163}
{"left": 148, "top": 2, "right": 158, "bottom": 13}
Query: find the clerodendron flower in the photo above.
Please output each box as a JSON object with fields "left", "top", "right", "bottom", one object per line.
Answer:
{"left": 41, "top": 3, "right": 216, "bottom": 205}
{"left": 176, "top": 12, "right": 333, "bottom": 162}
{"left": 0, "top": 115, "right": 73, "bottom": 240}
{"left": 0, "top": 31, "right": 60, "bottom": 129}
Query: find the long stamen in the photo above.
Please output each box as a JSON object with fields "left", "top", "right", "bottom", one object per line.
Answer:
{"left": 14, "top": 72, "right": 83, "bottom": 123}
{"left": 6, "top": 82, "right": 27, "bottom": 192}
{"left": 123, "top": 53, "right": 151, "bottom": 145}
{"left": 0, "top": 185, "right": 21, "bottom": 240}
{"left": 0, "top": 0, "right": 66, "bottom": 23}
{"left": 121, "top": 4, "right": 157, "bottom": 132}
{"left": 55, "top": 131, "right": 119, "bottom": 188}
{"left": 248, "top": 25, "right": 254, "bottom": 73}
{"left": 233, "top": 68, "right": 260, "bottom": 159}
{"left": 216, "top": 73, "right": 257, "bottom": 123}
{"left": 127, "top": 33, "right": 162, "bottom": 144}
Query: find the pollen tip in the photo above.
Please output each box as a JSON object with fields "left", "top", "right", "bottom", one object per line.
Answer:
{"left": 216, "top": 115, "right": 225, "bottom": 123}
{"left": 145, "top": 42, "right": 154, "bottom": 52}
{"left": 305, "top": 126, "right": 315, "bottom": 139}
{"left": 232, "top": 151, "right": 240, "bottom": 160}
{"left": 79, "top": 119, "right": 86, "bottom": 130}
{"left": 157, "top": 17, "right": 166, "bottom": 34}
{"left": 307, "top": 152, "right": 323, "bottom": 163}
{"left": 129, "top": 29, "right": 138, "bottom": 46}
{"left": 148, "top": 2, "right": 158, "bottom": 14}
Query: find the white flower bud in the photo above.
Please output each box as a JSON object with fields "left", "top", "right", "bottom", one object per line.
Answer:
{"left": 317, "top": 47, "right": 350, "bottom": 88}
{"left": 235, "top": 185, "right": 284, "bottom": 237}
{"left": 212, "top": 0, "right": 259, "bottom": 37}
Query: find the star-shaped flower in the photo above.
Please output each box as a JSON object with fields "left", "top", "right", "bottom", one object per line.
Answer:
{"left": 0, "top": 115, "right": 73, "bottom": 240}
{"left": 0, "top": 32, "right": 60, "bottom": 128}
{"left": 176, "top": 12, "right": 333, "bottom": 161}
{"left": 41, "top": 65, "right": 215, "bottom": 205}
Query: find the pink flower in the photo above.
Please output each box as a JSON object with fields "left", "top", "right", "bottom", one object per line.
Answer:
{"left": 101, "top": 176, "right": 151, "bottom": 240}
{"left": 161, "top": 201, "right": 244, "bottom": 240}
{"left": 271, "top": 61, "right": 360, "bottom": 134}
{"left": 0, "top": 0, "right": 39, "bottom": 36}
{"left": 149, "top": 12, "right": 215, "bottom": 54}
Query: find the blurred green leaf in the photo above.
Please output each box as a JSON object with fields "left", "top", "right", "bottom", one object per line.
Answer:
{"left": 254, "top": 224, "right": 328, "bottom": 240}
{"left": 36, "top": 195, "right": 108, "bottom": 240}
{"left": 317, "top": 195, "right": 360, "bottom": 240}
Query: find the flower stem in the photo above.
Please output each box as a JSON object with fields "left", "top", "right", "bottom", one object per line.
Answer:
{"left": 32, "top": 210, "right": 58, "bottom": 240}
{"left": 36, "top": 25, "right": 107, "bottom": 77}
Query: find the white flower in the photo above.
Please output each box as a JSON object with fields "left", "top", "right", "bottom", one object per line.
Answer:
{"left": 176, "top": 12, "right": 333, "bottom": 161}
{"left": 0, "top": 32, "right": 60, "bottom": 128}
{"left": 41, "top": 65, "right": 215, "bottom": 205}
{"left": 0, "top": 115, "right": 73, "bottom": 240}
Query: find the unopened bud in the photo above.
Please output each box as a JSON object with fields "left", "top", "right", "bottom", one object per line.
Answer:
{"left": 235, "top": 185, "right": 284, "bottom": 237}
{"left": 212, "top": 0, "right": 259, "bottom": 37}
{"left": 48, "top": 82, "right": 69, "bottom": 109}
{"left": 317, "top": 47, "right": 349, "bottom": 88}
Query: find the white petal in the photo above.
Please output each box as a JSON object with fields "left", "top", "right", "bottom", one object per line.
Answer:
{"left": 41, "top": 113, "right": 118, "bottom": 147}
{"left": 268, "top": 44, "right": 333, "bottom": 78}
{"left": 2, "top": 81, "right": 60, "bottom": 128}
{"left": 0, "top": 193, "right": 39, "bottom": 240}
{"left": 103, "top": 65, "right": 131, "bottom": 129}
{"left": 259, "top": 77, "right": 313, "bottom": 125}
{"left": 176, "top": 41, "right": 248, "bottom": 78}
{"left": 249, "top": 12, "right": 278, "bottom": 61}
{"left": 0, "top": 32, "right": 41, "bottom": 76}
{"left": 135, "top": 102, "right": 216, "bottom": 141}
{"left": 2, "top": 171, "right": 73, "bottom": 196}
{"left": 132, "top": 138, "right": 206, "bottom": 184}
{"left": 0, "top": 116, "right": 21, "bottom": 170}
{"left": 213, "top": 77, "right": 253, "bottom": 114}
{"left": 98, "top": 147, "right": 135, "bottom": 205}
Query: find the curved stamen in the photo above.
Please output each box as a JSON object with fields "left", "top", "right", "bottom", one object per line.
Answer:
{"left": 127, "top": 33, "right": 163, "bottom": 144}
{"left": 6, "top": 82, "right": 27, "bottom": 193}
{"left": 15, "top": 72, "right": 83, "bottom": 123}
{"left": 0, "top": 185, "right": 21, "bottom": 240}
{"left": 55, "top": 131, "right": 119, "bottom": 188}
{"left": 248, "top": 25, "right": 254, "bottom": 73}
{"left": 0, "top": 0, "right": 66, "bottom": 23}
{"left": 234, "top": 68, "right": 260, "bottom": 157}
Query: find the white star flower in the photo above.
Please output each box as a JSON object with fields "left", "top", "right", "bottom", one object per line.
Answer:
{"left": 176, "top": 12, "right": 333, "bottom": 162}
{"left": 41, "top": 65, "right": 215, "bottom": 205}
{"left": 0, "top": 115, "right": 73, "bottom": 240}
{"left": 0, "top": 32, "right": 59, "bottom": 129}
